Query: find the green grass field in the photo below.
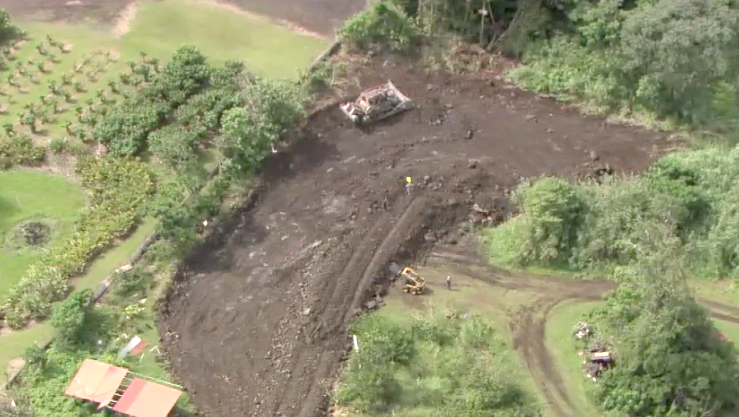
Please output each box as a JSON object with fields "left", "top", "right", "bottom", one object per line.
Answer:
{"left": 545, "top": 301, "right": 606, "bottom": 417}
{"left": 0, "top": 170, "right": 84, "bottom": 299}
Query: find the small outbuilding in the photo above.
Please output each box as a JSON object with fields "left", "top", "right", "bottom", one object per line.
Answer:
{"left": 64, "top": 358, "right": 182, "bottom": 417}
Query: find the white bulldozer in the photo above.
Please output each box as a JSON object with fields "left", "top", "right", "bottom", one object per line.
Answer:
{"left": 340, "top": 81, "right": 413, "bottom": 125}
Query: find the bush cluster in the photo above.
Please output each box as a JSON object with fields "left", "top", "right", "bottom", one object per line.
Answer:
{"left": 585, "top": 274, "right": 739, "bottom": 417}
{"left": 483, "top": 146, "right": 739, "bottom": 279}
{"left": 0, "top": 134, "right": 46, "bottom": 168}
{"left": 339, "top": 1, "right": 421, "bottom": 54}
{"left": 336, "top": 312, "right": 540, "bottom": 416}
{"left": 3, "top": 157, "right": 153, "bottom": 327}
{"left": 510, "top": 0, "right": 739, "bottom": 125}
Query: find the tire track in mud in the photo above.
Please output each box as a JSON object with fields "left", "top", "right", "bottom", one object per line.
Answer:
{"left": 294, "top": 196, "right": 428, "bottom": 417}
{"left": 429, "top": 249, "right": 739, "bottom": 417}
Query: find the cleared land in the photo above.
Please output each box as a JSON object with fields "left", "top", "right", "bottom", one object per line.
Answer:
{"left": 0, "top": 0, "right": 364, "bottom": 38}
{"left": 159, "top": 55, "right": 672, "bottom": 417}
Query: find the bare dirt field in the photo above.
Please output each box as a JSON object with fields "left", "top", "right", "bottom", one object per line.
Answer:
{"left": 158, "top": 55, "right": 672, "bottom": 417}
{"left": 0, "top": 0, "right": 131, "bottom": 23}
{"left": 219, "top": 0, "right": 365, "bottom": 36}
{"left": 0, "top": 0, "right": 362, "bottom": 36}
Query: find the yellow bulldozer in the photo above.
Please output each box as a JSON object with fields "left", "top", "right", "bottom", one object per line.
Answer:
{"left": 389, "top": 263, "right": 426, "bottom": 295}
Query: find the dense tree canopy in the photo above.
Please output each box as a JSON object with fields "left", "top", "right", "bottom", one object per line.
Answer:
{"left": 588, "top": 275, "right": 739, "bottom": 417}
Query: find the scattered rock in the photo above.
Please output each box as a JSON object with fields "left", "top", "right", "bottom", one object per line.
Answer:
{"left": 302, "top": 308, "right": 312, "bottom": 316}
{"left": 526, "top": 114, "right": 537, "bottom": 122}
{"left": 465, "top": 129, "right": 475, "bottom": 139}
{"left": 468, "top": 159, "right": 479, "bottom": 169}
{"left": 365, "top": 300, "right": 378, "bottom": 310}
{"left": 589, "top": 150, "right": 599, "bottom": 161}
{"left": 424, "top": 232, "right": 437, "bottom": 242}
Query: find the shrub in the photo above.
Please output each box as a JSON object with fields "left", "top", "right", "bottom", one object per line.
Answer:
{"left": 109, "top": 265, "right": 154, "bottom": 304}
{"left": 482, "top": 146, "right": 739, "bottom": 279}
{"left": 49, "top": 137, "right": 68, "bottom": 154}
{"left": 587, "top": 276, "right": 739, "bottom": 417}
{"left": 339, "top": 1, "right": 421, "bottom": 53}
{"left": 51, "top": 289, "right": 91, "bottom": 346}
{"left": 517, "top": 177, "right": 585, "bottom": 264}
{"left": 0, "top": 134, "right": 45, "bottom": 167}
{"left": 337, "top": 311, "right": 540, "bottom": 416}
{"left": 4, "top": 157, "right": 153, "bottom": 326}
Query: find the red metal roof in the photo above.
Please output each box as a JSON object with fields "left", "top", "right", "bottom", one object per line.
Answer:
{"left": 112, "top": 378, "right": 182, "bottom": 417}
{"left": 64, "top": 359, "right": 129, "bottom": 406}
{"left": 64, "top": 359, "right": 182, "bottom": 417}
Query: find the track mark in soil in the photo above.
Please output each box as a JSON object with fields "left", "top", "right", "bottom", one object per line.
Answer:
{"left": 159, "top": 57, "right": 673, "bottom": 417}
{"left": 112, "top": 1, "right": 138, "bottom": 38}
{"left": 509, "top": 297, "right": 574, "bottom": 417}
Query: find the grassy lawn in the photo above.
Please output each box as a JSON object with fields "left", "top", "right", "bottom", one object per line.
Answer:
{"left": 545, "top": 301, "right": 605, "bottom": 417}
{"left": 72, "top": 217, "right": 157, "bottom": 291}
{"left": 0, "top": 170, "right": 84, "bottom": 299}
{"left": 124, "top": 0, "right": 326, "bottom": 78}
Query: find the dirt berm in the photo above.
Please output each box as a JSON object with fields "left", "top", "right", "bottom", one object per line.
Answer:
{"left": 158, "top": 57, "right": 671, "bottom": 417}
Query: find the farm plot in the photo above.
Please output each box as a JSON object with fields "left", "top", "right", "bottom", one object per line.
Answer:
{"left": 0, "top": 0, "right": 325, "bottom": 408}
{"left": 160, "top": 54, "right": 671, "bottom": 417}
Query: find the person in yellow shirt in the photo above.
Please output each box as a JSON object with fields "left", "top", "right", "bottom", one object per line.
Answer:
{"left": 405, "top": 176, "right": 414, "bottom": 195}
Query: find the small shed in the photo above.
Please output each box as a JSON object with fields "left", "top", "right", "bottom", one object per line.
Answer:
{"left": 64, "top": 358, "right": 182, "bottom": 417}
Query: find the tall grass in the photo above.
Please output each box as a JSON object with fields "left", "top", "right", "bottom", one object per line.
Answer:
{"left": 336, "top": 311, "right": 540, "bottom": 416}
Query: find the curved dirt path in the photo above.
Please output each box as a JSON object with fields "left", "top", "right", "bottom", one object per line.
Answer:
{"left": 429, "top": 249, "right": 739, "bottom": 417}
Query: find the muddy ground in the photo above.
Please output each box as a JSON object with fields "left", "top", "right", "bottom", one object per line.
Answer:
{"left": 159, "top": 56, "right": 671, "bottom": 417}
{"left": 0, "top": 0, "right": 130, "bottom": 23}
{"left": 0, "top": 0, "right": 361, "bottom": 36}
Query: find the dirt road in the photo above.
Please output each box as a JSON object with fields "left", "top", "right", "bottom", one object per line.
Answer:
{"left": 159, "top": 57, "right": 670, "bottom": 417}
{"left": 428, "top": 247, "right": 739, "bottom": 417}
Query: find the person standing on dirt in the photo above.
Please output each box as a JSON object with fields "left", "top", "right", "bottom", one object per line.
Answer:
{"left": 405, "top": 176, "right": 414, "bottom": 195}
{"left": 446, "top": 276, "right": 452, "bottom": 290}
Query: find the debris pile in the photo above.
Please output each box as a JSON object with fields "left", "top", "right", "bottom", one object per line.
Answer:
{"left": 573, "top": 322, "right": 614, "bottom": 381}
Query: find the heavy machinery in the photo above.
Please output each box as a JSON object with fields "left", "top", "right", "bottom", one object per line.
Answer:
{"left": 580, "top": 342, "right": 614, "bottom": 381}
{"left": 389, "top": 262, "right": 426, "bottom": 295}
{"left": 340, "top": 81, "right": 413, "bottom": 125}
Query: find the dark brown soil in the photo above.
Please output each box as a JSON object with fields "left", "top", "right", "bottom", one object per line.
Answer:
{"left": 0, "top": 0, "right": 130, "bottom": 24}
{"left": 221, "top": 0, "right": 366, "bottom": 36}
{"left": 0, "top": 0, "right": 361, "bottom": 36}
{"left": 158, "top": 56, "right": 673, "bottom": 417}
